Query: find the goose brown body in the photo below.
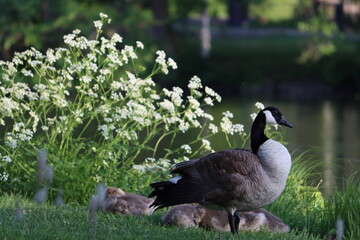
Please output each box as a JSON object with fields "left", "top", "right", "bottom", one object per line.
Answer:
{"left": 150, "top": 145, "right": 290, "bottom": 211}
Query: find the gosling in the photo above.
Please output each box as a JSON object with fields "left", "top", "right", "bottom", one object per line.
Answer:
{"left": 103, "top": 186, "right": 154, "bottom": 216}
{"left": 162, "top": 204, "right": 290, "bottom": 233}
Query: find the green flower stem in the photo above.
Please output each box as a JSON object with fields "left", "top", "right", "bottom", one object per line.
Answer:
{"left": 152, "top": 130, "right": 176, "bottom": 158}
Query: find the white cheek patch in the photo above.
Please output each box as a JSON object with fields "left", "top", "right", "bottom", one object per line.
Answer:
{"left": 263, "top": 110, "right": 277, "bottom": 124}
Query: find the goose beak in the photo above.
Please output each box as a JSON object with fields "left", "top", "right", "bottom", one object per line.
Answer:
{"left": 279, "top": 117, "right": 293, "bottom": 128}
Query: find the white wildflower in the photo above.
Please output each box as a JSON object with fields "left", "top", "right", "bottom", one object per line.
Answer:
{"left": 202, "top": 113, "right": 214, "bottom": 121}
{"left": 232, "top": 124, "right": 245, "bottom": 134}
{"left": 167, "top": 58, "right": 177, "bottom": 69}
{"left": 209, "top": 123, "right": 218, "bottom": 134}
{"left": 13, "top": 122, "right": 24, "bottom": 132}
{"left": 0, "top": 172, "right": 9, "bottom": 182}
{"left": 136, "top": 41, "right": 144, "bottom": 49}
{"left": 163, "top": 88, "right": 171, "bottom": 97}
{"left": 111, "top": 33, "right": 123, "bottom": 43}
{"left": 255, "top": 102, "right": 265, "bottom": 110}
{"left": 159, "top": 99, "right": 175, "bottom": 113}
{"left": 29, "top": 111, "right": 39, "bottom": 132}
{"left": 250, "top": 113, "right": 257, "bottom": 121}
{"left": 202, "top": 139, "right": 212, "bottom": 151}
{"left": 80, "top": 76, "right": 92, "bottom": 84}
{"left": 100, "top": 68, "right": 110, "bottom": 76}
{"left": 181, "top": 144, "right": 192, "bottom": 154}
{"left": 155, "top": 50, "right": 166, "bottom": 64}
{"left": 220, "top": 116, "right": 233, "bottom": 135}
{"left": 63, "top": 33, "right": 76, "bottom": 47}
{"left": 188, "top": 96, "right": 200, "bottom": 109}
{"left": 150, "top": 94, "right": 160, "bottom": 100}
{"left": 99, "top": 13, "right": 108, "bottom": 19}
{"left": 145, "top": 157, "right": 156, "bottom": 163}
{"left": 204, "top": 97, "right": 213, "bottom": 106}
{"left": 205, "top": 86, "right": 221, "bottom": 102}
{"left": 223, "top": 111, "right": 233, "bottom": 118}
{"left": 178, "top": 120, "right": 190, "bottom": 133}
{"left": 188, "top": 75, "right": 202, "bottom": 89}
{"left": 1, "top": 97, "right": 19, "bottom": 115}
{"left": 2, "top": 155, "right": 12, "bottom": 163}
{"left": 5, "top": 136, "right": 17, "bottom": 149}
{"left": 46, "top": 48, "right": 57, "bottom": 63}
{"left": 132, "top": 164, "right": 146, "bottom": 173}
{"left": 21, "top": 69, "right": 34, "bottom": 77}
{"left": 155, "top": 50, "right": 168, "bottom": 74}
{"left": 122, "top": 45, "right": 137, "bottom": 59}
{"left": 29, "top": 60, "right": 42, "bottom": 67}
{"left": 169, "top": 87, "right": 183, "bottom": 107}
{"left": 94, "top": 20, "right": 103, "bottom": 30}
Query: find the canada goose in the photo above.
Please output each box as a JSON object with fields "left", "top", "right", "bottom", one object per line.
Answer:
{"left": 103, "top": 189, "right": 155, "bottom": 216}
{"left": 162, "top": 204, "right": 289, "bottom": 233}
{"left": 149, "top": 106, "right": 293, "bottom": 234}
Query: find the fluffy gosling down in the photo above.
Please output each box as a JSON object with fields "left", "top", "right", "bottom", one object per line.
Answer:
{"left": 149, "top": 106, "right": 293, "bottom": 234}
{"left": 103, "top": 187, "right": 154, "bottom": 216}
{"left": 162, "top": 204, "right": 290, "bottom": 233}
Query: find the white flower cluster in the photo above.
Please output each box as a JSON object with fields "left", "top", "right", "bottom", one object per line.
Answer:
{"left": 250, "top": 102, "right": 265, "bottom": 121}
{"left": 132, "top": 157, "right": 172, "bottom": 173}
{"left": 0, "top": 172, "right": 9, "bottom": 182}
{"left": 155, "top": 50, "right": 177, "bottom": 75}
{"left": 0, "top": 13, "right": 255, "bottom": 192}
{"left": 1, "top": 155, "right": 12, "bottom": 163}
{"left": 188, "top": 75, "right": 202, "bottom": 89}
{"left": 220, "top": 111, "right": 245, "bottom": 135}
{"left": 181, "top": 144, "right": 192, "bottom": 154}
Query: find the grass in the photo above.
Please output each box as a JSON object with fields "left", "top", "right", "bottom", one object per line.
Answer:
{"left": 0, "top": 153, "right": 358, "bottom": 240}
{"left": 0, "top": 195, "right": 321, "bottom": 240}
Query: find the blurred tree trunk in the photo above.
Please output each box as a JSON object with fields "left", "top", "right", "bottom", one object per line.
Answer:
{"left": 335, "top": 0, "right": 344, "bottom": 31}
{"left": 150, "top": 0, "right": 176, "bottom": 53}
{"left": 200, "top": 0, "right": 211, "bottom": 58}
{"left": 151, "top": 0, "right": 169, "bottom": 38}
{"left": 41, "top": 0, "right": 51, "bottom": 21}
{"left": 228, "top": 0, "right": 248, "bottom": 27}
{"left": 312, "top": 0, "right": 320, "bottom": 16}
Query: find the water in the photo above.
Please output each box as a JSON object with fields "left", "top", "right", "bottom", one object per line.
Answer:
{"left": 207, "top": 99, "right": 360, "bottom": 194}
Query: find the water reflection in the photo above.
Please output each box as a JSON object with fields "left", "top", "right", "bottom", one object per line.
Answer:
{"left": 209, "top": 99, "right": 360, "bottom": 194}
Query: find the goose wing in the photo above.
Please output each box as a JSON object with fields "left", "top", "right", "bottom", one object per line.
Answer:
{"left": 172, "top": 148, "right": 261, "bottom": 203}
{"left": 172, "top": 148, "right": 258, "bottom": 177}
{"left": 149, "top": 148, "right": 261, "bottom": 209}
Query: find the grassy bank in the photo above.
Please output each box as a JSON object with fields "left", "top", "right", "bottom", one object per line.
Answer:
{"left": 0, "top": 155, "right": 359, "bottom": 240}
{"left": 0, "top": 195, "right": 320, "bottom": 240}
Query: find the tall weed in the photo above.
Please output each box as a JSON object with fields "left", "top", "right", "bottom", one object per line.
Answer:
{"left": 0, "top": 13, "right": 248, "bottom": 204}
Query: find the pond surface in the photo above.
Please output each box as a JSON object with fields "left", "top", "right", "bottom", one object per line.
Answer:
{"left": 207, "top": 99, "right": 360, "bottom": 195}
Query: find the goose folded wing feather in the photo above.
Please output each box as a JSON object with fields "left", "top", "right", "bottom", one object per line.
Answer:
{"left": 169, "top": 149, "right": 263, "bottom": 205}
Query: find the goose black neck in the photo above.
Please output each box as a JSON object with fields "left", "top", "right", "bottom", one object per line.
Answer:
{"left": 251, "top": 112, "right": 269, "bottom": 154}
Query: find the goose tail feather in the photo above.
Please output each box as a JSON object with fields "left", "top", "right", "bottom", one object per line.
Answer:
{"left": 149, "top": 176, "right": 206, "bottom": 210}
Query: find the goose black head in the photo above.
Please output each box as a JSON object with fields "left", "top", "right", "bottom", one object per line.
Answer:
{"left": 262, "top": 106, "right": 293, "bottom": 128}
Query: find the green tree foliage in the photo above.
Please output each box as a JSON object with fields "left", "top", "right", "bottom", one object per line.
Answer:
{"left": 0, "top": 0, "right": 153, "bottom": 59}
